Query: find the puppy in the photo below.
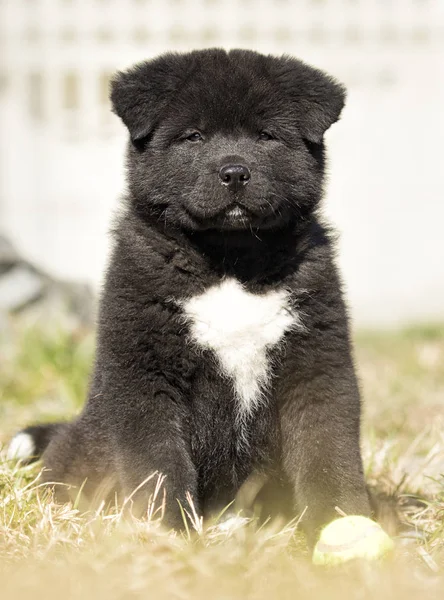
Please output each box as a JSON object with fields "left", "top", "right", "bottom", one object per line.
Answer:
{"left": 9, "top": 49, "right": 371, "bottom": 545}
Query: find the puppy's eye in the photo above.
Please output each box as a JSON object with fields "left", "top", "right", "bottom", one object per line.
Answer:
{"left": 258, "top": 131, "right": 273, "bottom": 141}
{"left": 186, "top": 132, "right": 203, "bottom": 142}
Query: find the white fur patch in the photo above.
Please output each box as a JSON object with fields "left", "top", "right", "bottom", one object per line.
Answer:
{"left": 7, "top": 432, "right": 35, "bottom": 461}
{"left": 182, "top": 278, "right": 301, "bottom": 418}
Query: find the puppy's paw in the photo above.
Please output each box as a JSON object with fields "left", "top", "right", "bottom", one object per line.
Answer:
{"left": 214, "top": 514, "right": 251, "bottom": 535}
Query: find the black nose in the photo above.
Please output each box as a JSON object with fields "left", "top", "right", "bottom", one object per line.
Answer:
{"left": 219, "top": 164, "right": 251, "bottom": 191}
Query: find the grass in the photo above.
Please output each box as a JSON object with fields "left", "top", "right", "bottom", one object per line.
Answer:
{"left": 0, "top": 318, "right": 443, "bottom": 599}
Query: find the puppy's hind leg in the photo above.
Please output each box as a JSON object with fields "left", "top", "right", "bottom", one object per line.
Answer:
{"left": 7, "top": 422, "right": 70, "bottom": 463}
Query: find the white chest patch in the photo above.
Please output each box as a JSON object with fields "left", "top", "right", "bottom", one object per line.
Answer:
{"left": 182, "top": 278, "right": 302, "bottom": 418}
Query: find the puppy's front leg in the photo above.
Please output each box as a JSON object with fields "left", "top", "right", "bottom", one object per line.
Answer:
{"left": 279, "top": 369, "right": 371, "bottom": 547}
{"left": 109, "top": 390, "right": 198, "bottom": 530}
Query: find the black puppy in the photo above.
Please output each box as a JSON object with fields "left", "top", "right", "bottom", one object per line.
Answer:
{"left": 9, "top": 49, "right": 371, "bottom": 544}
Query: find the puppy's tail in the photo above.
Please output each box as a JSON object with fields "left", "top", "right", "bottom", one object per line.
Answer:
{"left": 6, "top": 422, "right": 69, "bottom": 463}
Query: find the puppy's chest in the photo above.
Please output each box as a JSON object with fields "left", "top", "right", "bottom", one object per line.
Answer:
{"left": 181, "top": 278, "right": 302, "bottom": 417}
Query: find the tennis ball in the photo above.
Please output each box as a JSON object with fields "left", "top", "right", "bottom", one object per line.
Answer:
{"left": 312, "top": 515, "right": 394, "bottom": 566}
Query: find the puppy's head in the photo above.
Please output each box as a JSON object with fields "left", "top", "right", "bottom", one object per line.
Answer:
{"left": 111, "top": 49, "right": 345, "bottom": 233}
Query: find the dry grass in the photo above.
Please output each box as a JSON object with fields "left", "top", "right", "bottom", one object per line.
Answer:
{"left": 0, "top": 319, "right": 443, "bottom": 599}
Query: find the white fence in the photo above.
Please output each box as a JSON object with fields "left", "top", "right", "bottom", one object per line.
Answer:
{"left": 0, "top": 0, "right": 443, "bottom": 325}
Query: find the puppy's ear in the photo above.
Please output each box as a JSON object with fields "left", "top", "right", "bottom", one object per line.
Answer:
{"left": 110, "top": 53, "right": 189, "bottom": 143}
{"left": 274, "top": 57, "right": 346, "bottom": 143}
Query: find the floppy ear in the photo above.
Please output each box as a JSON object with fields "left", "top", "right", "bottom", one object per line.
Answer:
{"left": 274, "top": 57, "right": 346, "bottom": 143}
{"left": 110, "top": 53, "right": 190, "bottom": 143}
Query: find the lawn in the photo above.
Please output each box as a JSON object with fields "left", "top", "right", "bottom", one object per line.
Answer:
{"left": 0, "top": 318, "right": 443, "bottom": 599}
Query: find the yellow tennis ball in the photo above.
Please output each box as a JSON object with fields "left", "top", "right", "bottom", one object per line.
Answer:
{"left": 312, "top": 516, "right": 394, "bottom": 566}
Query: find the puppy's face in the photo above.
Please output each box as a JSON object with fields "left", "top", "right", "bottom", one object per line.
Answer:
{"left": 111, "top": 49, "right": 345, "bottom": 233}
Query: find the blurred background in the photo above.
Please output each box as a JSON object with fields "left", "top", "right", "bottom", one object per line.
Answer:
{"left": 0, "top": 0, "right": 443, "bottom": 326}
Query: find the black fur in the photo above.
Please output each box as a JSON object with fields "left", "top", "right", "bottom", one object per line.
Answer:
{"left": 16, "top": 49, "right": 371, "bottom": 545}
{"left": 14, "top": 423, "right": 69, "bottom": 460}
